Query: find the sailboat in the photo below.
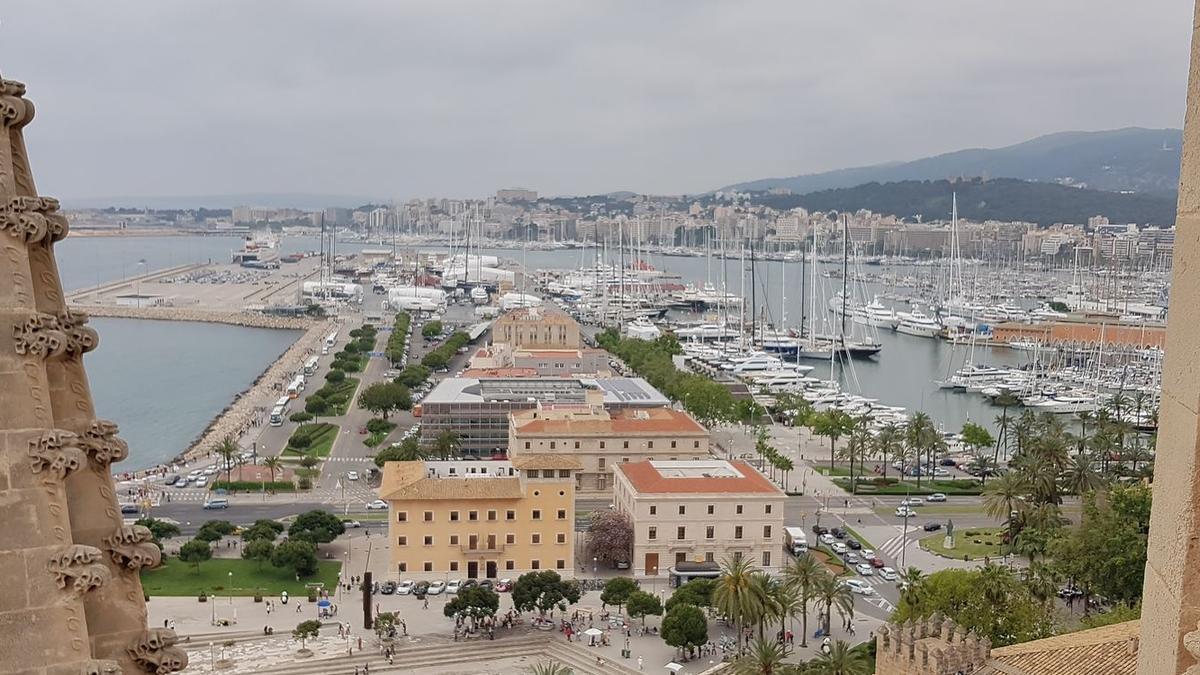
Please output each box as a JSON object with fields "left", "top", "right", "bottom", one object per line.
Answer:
{"left": 835, "top": 216, "right": 882, "bottom": 359}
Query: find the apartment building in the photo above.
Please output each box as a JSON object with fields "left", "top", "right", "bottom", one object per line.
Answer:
{"left": 380, "top": 456, "right": 580, "bottom": 581}
{"left": 509, "top": 405, "right": 712, "bottom": 494}
{"left": 612, "top": 460, "right": 786, "bottom": 580}
{"left": 492, "top": 306, "right": 581, "bottom": 349}
{"left": 469, "top": 342, "right": 613, "bottom": 377}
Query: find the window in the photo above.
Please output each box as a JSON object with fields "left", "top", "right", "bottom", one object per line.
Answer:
{"left": 531, "top": 533, "right": 541, "bottom": 544}
{"left": 648, "top": 527, "right": 657, "bottom": 540}
{"left": 649, "top": 506, "right": 656, "bottom": 516}
{"left": 488, "top": 510, "right": 497, "bottom": 521}
{"left": 694, "top": 441, "right": 700, "bottom": 449}
{"left": 450, "top": 535, "right": 459, "bottom": 545}
{"left": 423, "top": 535, "right": 433, "bottom": 546}
{"left": 397, "top": 512, "right": 407, "bottom": 522}
{"left": 765, "top": 504, "right": 773, "bottom": 515}
{"left": 525, "top": 441, "right": 530, "bottom": 449}
{"left": 763, "top": 525, "right": 772, "bottom": 539}
{"left": 556, "top": 533, "right": 566, "bottom": 544}
{"left": 423, "top": 562, "right": 433, "bottom": 572}
{"left": 557, "top": 559, "right": 566, "bottom": 570}
{"left": 423, "top": 511, "right": 433, "bottom": 522}
{"left": 736, "top": 505, "right": 743, "bottom": 515}
{"left": 398, "top": 536, "right": 408, "bottom": 546}
{"left": 557, "top": 509, "right": 567, "bottom": 520}
{"left": 450, "top": 511, "right": 459, "bottom": 522}
{"left": 648, "top": 441, "right": 653, "bottom": 449}
{"left": 598, "top": 458, "right": 605, "bottom": 470}
{"left": 678, "top": 505, "right": 686, "bottom": 515}
{"left": 574, "top": 441, "right": 580, "bottom": 449}
{"left": 600, "top": 441, "right": 606, "bottom": 449}
{"left": 623, "top": 457, "right": 630, "bottom": 463}
{"left": 531, "top": 560, "right": 541, "bottom": 570}
{"left": 676, "top": 552, "right": 687, "bottom": 564}
{"left": 506, "top": 534, "right": 515, "bottom": 545}
{"left": 707, "top": 505, "right": 714, "bottom": 515}
{"left": 549, "top": 442, "right": 556, "bottom": 450}
{"left": 762, "top": 551, "right": 771, "bottom": 567}
{"left": 468, "top": 511, "right": 478, "bottom": 521}
{"left": 559, "top": 470, "right": 570, "bottom": 478}
{"left": 677, "top": 526, "right": 686, "bottom": 540}
{"left": 735, "top": 526, "right": 743, "bottom": 539}
{"left": 706, "top": 526, "right": 714, "bottom": 539}
{"left": 671, "top": 441, "right": 677, "bottom": 449}
{"left": 623, "top": 441, "right": 629, "bottom": 449}
{"left": 506, "top": 560, "right": 515, "bottom": 570}
{"left": 527, "top": 469, "right": 539, "bottom": 478}
{"left": 532, "top": 510, "right": 541, "bottom": 520}
{"left": 449, "top": 561, "right": 459, "bottom": 572}
{"left": 705, "top": 552, "right": 715, "bottom": 562}
{"left": 734, "top": 551, "right": 743, "bottom": 562}
{"left": 398, "top": 562, "right": 407, "bottom": 573}
{"left": 506, "top": 510, "right": 515, "bottom": 521}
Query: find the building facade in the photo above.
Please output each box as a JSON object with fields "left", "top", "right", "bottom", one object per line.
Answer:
{"left": 469, "top": 343, "right": 613, "bottom": 377}
{"left": 509, "top": 405, "right": 712, "bottom": 494}
{"left": 380, "top": 456, "right": 580, "bottom": 581}
{"left": 492, "top": 306, "right": 581, "bottom": 349}
{"left": 612, "top": 460, "right": 785, "bottom": 579}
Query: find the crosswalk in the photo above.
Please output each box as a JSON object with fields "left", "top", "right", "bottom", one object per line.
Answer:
{"left": 878, "top": 532, "right": 910, "bottom": 561}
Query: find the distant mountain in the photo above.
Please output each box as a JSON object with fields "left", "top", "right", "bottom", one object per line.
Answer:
{"left": 61, "top": 193, "right": 381, "bottom": 210}
{"left": 723, "top": 128, "right": 1182, "bottom": 196}
{"left": 753, "top": 177, "right": 1176, "bottom": 226}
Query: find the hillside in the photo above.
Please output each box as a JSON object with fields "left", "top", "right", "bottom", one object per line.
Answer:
{"left": 724, "top": 128, "right": 1182, "bottom": 196}
{"left": 754, "top": 178, "right": 1177, "bottom": 226}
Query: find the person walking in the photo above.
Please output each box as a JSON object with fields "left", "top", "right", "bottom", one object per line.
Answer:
{"left": 638, "top": 656, "right": 643, "bottom": 670}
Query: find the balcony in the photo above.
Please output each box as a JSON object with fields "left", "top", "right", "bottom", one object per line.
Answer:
{"left": 460, "top": 543, "right": 506, "bottom": 555}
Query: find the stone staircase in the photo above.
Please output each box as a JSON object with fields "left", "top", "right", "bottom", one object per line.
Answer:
{"left": 542, "top": 640, "right": 643, "bottom": 675}
{"left": 255, "top": 633, "right": 549, "bottom": 674}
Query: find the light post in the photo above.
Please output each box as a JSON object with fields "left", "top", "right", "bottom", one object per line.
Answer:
{"left": 210, "top": 594, "right": 216, "bottom": 625}
{"left": 593, "top": 556, "right": 597, "bottom": 574}
{"left": 901, "top": 484, "right": 911, "bottom": 569}
{"left": 228, "top": 571, "right": 233, "bottom": 605}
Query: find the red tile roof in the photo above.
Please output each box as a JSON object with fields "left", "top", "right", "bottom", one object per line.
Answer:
{"left": 617, "top": 460, "right": 782, "bottom": 495}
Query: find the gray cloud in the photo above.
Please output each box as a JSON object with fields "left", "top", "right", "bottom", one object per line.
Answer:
{"left": 0, "top": 0, "right": 1191, "bottom": 202}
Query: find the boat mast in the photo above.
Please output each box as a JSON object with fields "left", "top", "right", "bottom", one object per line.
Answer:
{"left": 840, "top": 214, "right": 849, "bottom": 343}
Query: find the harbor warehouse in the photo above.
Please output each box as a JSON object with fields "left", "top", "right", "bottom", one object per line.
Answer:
{"left": 613, "top": 460, "right": 786, "bottom": 580}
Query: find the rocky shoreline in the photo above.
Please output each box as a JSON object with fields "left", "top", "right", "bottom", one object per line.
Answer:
{"left": 71, "top": 303, "right": 315, "bottom": 330}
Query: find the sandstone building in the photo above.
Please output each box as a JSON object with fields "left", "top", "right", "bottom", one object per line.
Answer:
{"left": 491, "top": 306, "right": 581, "bottom": 349}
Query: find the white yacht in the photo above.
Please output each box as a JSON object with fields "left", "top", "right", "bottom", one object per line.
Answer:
{"left": 724, "top": 353, "right": 786, "bottom": 374}
{"left": 895, "top": 307, "right": 941, "bottom": 338}
{"left": 674, "top": 323, "right": 734, "bottom": 342}
{"left": 853, "top": 297, "right": 899, "bottom": 330}
{"left": 624, "top": 317, "right": 662, "bottom": 341}
{"left": 470, "top": 286, "right": 490, "bottom": 305}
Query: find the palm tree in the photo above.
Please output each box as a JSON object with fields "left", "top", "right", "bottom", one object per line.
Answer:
{"left": 977, "top": 563, "right": 1012, "bottom": 606}
{"left": 897, "top": 567, "right": 925, "bottom": 611}
{"left": 783, "top": 555, "right": 822, "bottom": 647}
{"left": 214, "top": 436, "right": 238, "bottom": 485}
{"left": 747, "top": 572, "right": 779, "bottom": 640}
{"left": 433, "top": 430, "right": 460, "bottom": 460}
{"left": 843, "top": 416, "right": 872, "bottom": 493}
{"left": 810, "top": 639, "right": 872, "bottom": 675}
{"left": 777, "top": 456, "right": 794, "bottom": 492}
{"left": 1061, "top": 452, "right": 1103, "bottom": 498}
{"left": 983, "top": 472, "right": 1026, "bottom": 542}
{"left": 992, "top": 391, "right": 1020, "bottom": 462}
{"left": 873, "top": 423, "right": 903, "bottom": 480}
{"left": 904, "top": 412, "right": 939, "bottom": 488}
{"left": 525, "top": 662, "right": 573, "bottom": 675}
{"left": 713, "top": 556, "right": 760, "bottom": 655}
{"left": 735, "top": 637, "right": 788, "bottom": 675}
{"left": 771, "top": 581, "right": 802, "bottom": 644}
{"left": 812, "top": 573, "right": 853, "bottom": 635}
{"left": 262, "top": 456, "right": 284, "bottom": 483}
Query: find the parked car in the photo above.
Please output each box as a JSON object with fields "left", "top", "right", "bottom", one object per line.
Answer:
{"left": 194, "top": 477, "right": 208, "bottom": 488}
{"left": 164, "top": 475, "right": 180, "bottom": 486}
{"left": 831, "top": 542, "right": 848, "bottom": 554}
{"left": 811, "top": 525, "right": 829, "bottom": 536}
{"left": 427, "top": 580, "right": 446, "bottom": 595}
{"left": 366, "top": 500, "right": 388, "bottom": 510}
{"left": 414, "top": 581, "right": 430, "bottom": 596}
{"left": 845, "top": 553, "right": 860, "bottom": 565}
{"left": 1058, "top": 586, "right": 1085, "bottom": 599}
{"left": 856, "top": 563, "right": 875, "bottom": 576}
{"left": 846, "top": 539, "right": 862, "bottom": 550}
{"left": 119, "top": 503, "right": 140, "bottom": 515}
{"left": 899, "top": 497, "right": 923, "bottom": 506}
{"left": 446, "top": 579, "right": 462, "bottom": 594}
{"left": 939, "top": 458, "right": 958, "bottom": 466}
{"left": 346, "top": 471, "right": 359, "bottom": 481}
{"left": 923, "top": 522, "right": 943, "bottom": 532}
{"left": 614, "top": 561, "right": 630, "bottom": 570}
{"left": 495, "top": 578, "right": 513, "bottom": 592}
{"left": 478, "top": 579, "right": 493, "bottom": 591}
{"left": 380, "top": 581, "right": 397, "bottom": 595}
{"left": 861, "top": 549, "right": 875, "bottom": 560}
{"left": 340, "top": 519, "right": 361, "bottom": 528}
{"left": 879, "top": 567, "right": 898, "bottom": 582}
{"left": 841, "top": 579, "right": 874, "bottom": 595}
{"left": 819, "top": 533, "right": 836, "bottom": 545}
{"left": 895, "top": 506, "right": 917, "bottom": 518}
{"left": 461, "top": 579, "right": 478, "bottom": 591}
{"left": 927, "top": 493, "right": 948, "bottom": 502}
{"left": 396, "top": 580, "right": 414, "bottom": 595}
{"left": 830, "top": 527, "right": 846, "bottom": 539}
{"left": 871, "top": 558, "right": 886, "bottom": 569}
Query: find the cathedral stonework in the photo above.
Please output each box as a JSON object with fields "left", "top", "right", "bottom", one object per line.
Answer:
{"left": 0, "top": 72, "right": 185, "bottom": 674}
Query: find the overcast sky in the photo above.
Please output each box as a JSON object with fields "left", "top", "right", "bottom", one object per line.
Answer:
{"left": 1, "top": 1, "right": 1192, "bottom": 203}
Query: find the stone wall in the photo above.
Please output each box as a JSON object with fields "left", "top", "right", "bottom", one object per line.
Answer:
{"left": 875, "top": 614, "right": 990, "bottom": 675}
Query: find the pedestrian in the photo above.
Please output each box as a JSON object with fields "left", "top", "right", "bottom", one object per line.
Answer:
{"left": 358, "top": 637, "right": 362, "bottom": 651}
{"left": 638, "top": 655, "right": 644, "bottom": 671}
{"left": 423, "top": 597, "right": 429, "bottom": 610}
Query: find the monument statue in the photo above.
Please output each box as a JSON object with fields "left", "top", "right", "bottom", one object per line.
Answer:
{"left": 944, "top": 518, "right": 955, "bottom": 550}
{"left": 0, "top": 72, "right": 187, "bottom": 674}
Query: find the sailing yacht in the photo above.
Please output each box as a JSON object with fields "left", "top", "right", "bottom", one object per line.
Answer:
{"left": 895, "top": 306, "right": 941, "bottom": 338}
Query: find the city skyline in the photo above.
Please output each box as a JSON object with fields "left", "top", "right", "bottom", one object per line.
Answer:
{"left": 0, "top": 0, "right": 1191, "bottom": 203}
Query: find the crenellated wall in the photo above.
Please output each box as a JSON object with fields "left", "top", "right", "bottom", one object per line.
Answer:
{"left": 874, "top": 613, "right": 991, "bottom": 675}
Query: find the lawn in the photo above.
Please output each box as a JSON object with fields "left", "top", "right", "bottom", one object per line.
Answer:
{"left": 141, "top": 558, "right": 341, "bottom": 597}
{"left": 815, "top": 466, "right": 853, "bottom": 477}
{"left": 873, "top": 504, "right": 989, "bottom": 518}
{"left": 835, "top": 477, "right": 982, "bottom": 496}
{"left": 283, "top": 423, "right": 340, "bottom": 458}
{"left": 920, "top": 526, "right": 1009, "bottom": 561}
{"left": 363, "top": 421, "right": 397, "bottom": 448}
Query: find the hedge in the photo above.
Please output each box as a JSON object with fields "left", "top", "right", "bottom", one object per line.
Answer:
{"left": 210, "top": 481, "right": 296, "bottom": 492}
{"left": 385, "top": 312, "right": 411, "bottom": 364}
{"left": 421, "top": 331, "right": 470, "bottom": 370}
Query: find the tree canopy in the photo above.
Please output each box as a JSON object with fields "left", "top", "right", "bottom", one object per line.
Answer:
{"left": 271, "top": 539, "right": 319, "bottom": 577}
{"left": 443, "top": 586, "right": 500, "bottom": 620}
{"left": 288, "top": 510, "right": 345, "bottom": 545}
{"left": 511, "top": 571, "right": 581, "bottom": 617}
{"left": 358, "top": 381, "right": 412, "bottom": 418}
{"left": 178, "top": 539, "right": 212, "bottom": 571}
{"left": 600, "top": 577, "right": 638, "bottom": 611}
{"left": 662, "top": 603, "right": 708, "bottom": 654}
{"left": 586, "top": 510, "right": 634, "bottom": 567}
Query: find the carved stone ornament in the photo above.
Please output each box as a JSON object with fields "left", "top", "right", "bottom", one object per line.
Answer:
{"left": 0, "top": 196, "right": 69, "bottom": 243}
{"left": 82, "top": 659, "right": 123, "bottom": 675}
{"left": 0, "top": 77, "right": 32, "bottom": 129}
{"left": 14, "top": 312, "right": 68, "bottom": 360}
{"left": 29, "top": 429, "right": 86, "bottom": 480}
{"left": 127, "top": 629, "right": 188, "bottom": 674}
{"left": 81, "top": 418, "right": 129, "bottom": 468}
{"left": 103, "top": 525, "right": 162, "bottom": 571}
{"left": 1183, "top": 620, "right": 1200, "bottom": 675}
{"left": 47, "top": 544, "right": 110, "bottom": 594}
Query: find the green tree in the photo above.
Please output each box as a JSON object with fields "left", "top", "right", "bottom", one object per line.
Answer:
{"left": 241, "top": 519, "right": 285, "bottom": 542}
{"left": 713, "top": 556, "right": 761, "bottom": 655}
{"left": 271, "top": 539, "right": 319, "bottom": 577}
{"left": 586, "top": 510, "right": 634, "bottom": 567}
{"left": 734, "top": 637, "right": 787, "bottom": 675}
{"left": 625, "top": 590, "right": 662, "bottom": 626}
{"left": 661, "top": 603, "right": 708, "bottom": 658}
{"left": 304, "top": 395, "right": 328, "bottom": 415}
{"left": 422, "top": 321, "right": 444, "bottom": 338}
{"left": 375, "top": 437, "right": 424, "bottom": 466}
{"left": 812, "top": 573, "right": 854, "bottom": 635}
{"left": 135, "top": 517, "right": 181, "bottom": 542}
{"left": 214, "top": 436, "right": 239, "bottom": 485}
{"left": 960, "top": 421, "right": 994, "bottom": 457}
{"left": 810, "top": 639, "right": 872, "bottom": 675}
{"left": 666, "top": 578, "right": 716, "bottom": 611}
{"left": 242, "top": 539, "right": 275, "bottom": 569}
{"left": 810, "top": 409, "right": 853, "bottom": 472}
{"left": 443, "top": 586, "right": 500, "bottom": 624}
{"left": 287, "top": 510, "right": 345, "bottom": 545}
{"left": 292, "top": 619, "right": 321, "bottom": 650}
{"left": 432, "top": 430, "right": 461, "bottom": 460}
{"left": 511, "top": 571, "right": 581, "bottom": 618}
{"left": 325, "top": 368, "right": 346, "bottom": 383}
{"left": 178, "top": 539, "right": 212, "bottom": 572}
{"left": 783, "top": 554, "right": 823, "bottom": 647}
{"left": 358, "top": 381, "right": 411, "bottom": 418}
{"left": 904, "top": 412, "right": 942, "bottom": 489}
{"left": 299, "top": 455, "right": 319, "bottom": 469}
{"left": 600, "top": 577, "right": 638, "bottom": 612}
{"left": 395, "top": 364, "right": 431, "bottom": 388}
{"left": 262, "top": 456, "right": 284, "bottom": 483}
{"left": 524, "top": 663, "right": 574, "bottom": 675}
{"left": 289, "top": 411, "right": 314, "bottom": 423}
{"left": 983, "top": 472, "right": 1027, "bottom": 545}
{"left": 194, "top": 520, "right": 236, "bottom": 543}
{"left": 1050, "top": 484, "right": 1150, "bottom": 606}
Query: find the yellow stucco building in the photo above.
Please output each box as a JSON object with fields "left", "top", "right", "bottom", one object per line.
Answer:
{"left": 380, "top": 455, "right": 580, "bottom": 581}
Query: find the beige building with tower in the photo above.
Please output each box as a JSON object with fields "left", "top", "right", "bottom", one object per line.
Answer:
{"left": 380, "top": 455, "right": 580, "bottom": 581}
{"left": 509, "top": 404, "right": 712, "bottom": 494}
{"left": 612, "top": 460, "right": 785, "bottom": 580}
{"left": 491, "top": 306, "right": 581, "bottom": 349}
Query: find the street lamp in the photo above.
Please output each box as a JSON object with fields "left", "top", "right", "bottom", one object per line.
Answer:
{"left": 592, "top": 556, "right": 597, "bottom": 574}
{"left": 228, "top": 571, "right": 233, "bottom": 605}
{"left": 209, "top": 594, "right": 216, "bottom": 625}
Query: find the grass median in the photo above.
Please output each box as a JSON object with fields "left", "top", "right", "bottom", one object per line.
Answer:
{"left": 141, "top": 558, "right": 341, "bottom": 597}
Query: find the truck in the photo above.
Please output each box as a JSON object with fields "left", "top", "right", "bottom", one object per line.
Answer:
{"left": 784, "top": 526, "right": 808, "bottom": 556}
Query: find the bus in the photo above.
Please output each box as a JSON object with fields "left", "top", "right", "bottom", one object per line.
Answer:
{"left": 275, "top": 395, "right": 291, "bottom": 410}
{"left": 303, "top": 356, "right": 319, "bottom": 375}
{"left": 286, "top": 375, "right": 306, "bottom": 399}
{"left": 325, "top": 331, "right": 338, "bottom": 348}
{"left": 269, "top": 405, "right": 286, "bottom": 426}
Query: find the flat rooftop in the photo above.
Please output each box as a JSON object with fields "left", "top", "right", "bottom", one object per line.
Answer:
{"left": 423, "top": 377, "right": 669, "bottom": 407}
{"left": 617, "top": 460, "right": 783, "bottom": 496}
{"left": 512, "top": 406, "right": 707, "bottom": 436}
